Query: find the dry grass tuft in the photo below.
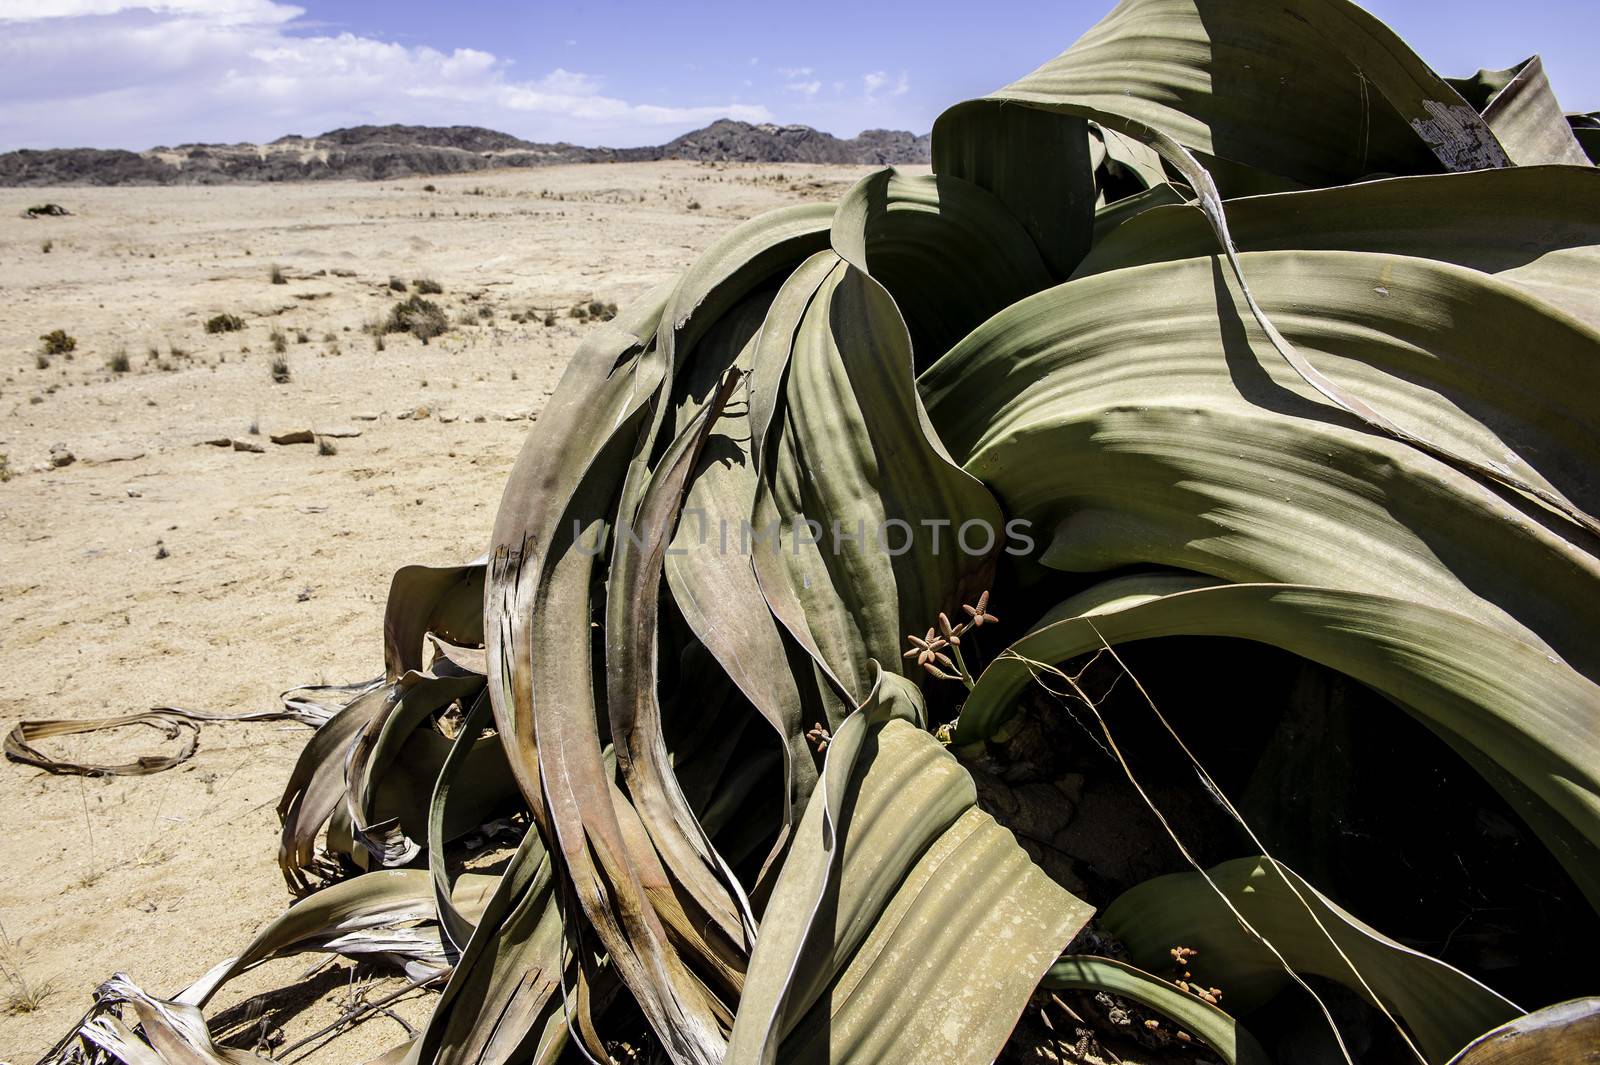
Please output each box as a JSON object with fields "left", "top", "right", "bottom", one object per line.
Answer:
{"left": 0, "top": 922, "right": 54, "bottom": 1016}
{"left": 39, "top": 330, "right": 76, "bottom": 355}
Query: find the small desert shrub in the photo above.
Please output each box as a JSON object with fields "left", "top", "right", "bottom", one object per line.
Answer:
{"left": 39, "top": 330, "right": 76, "bottom": 355}
{"left": 568, "top": 303, "right": 589, "bottom": 321}
{"left": 588, "top": 299, "right": 618, "bottom": 322}
{"left": 295, "top": 329, "right": 309, "bottom": 344}
{"left": 41, "top": 239, "right": 52, "bottom": 254}
{"left": 35, "top": 354, "right": 50, "bottom": 370}
{"left": 413, "top": 278, "right": 443, "bottom": 295}
{"left": 388, "top": 276, "right": 407, "bottom": 292}
{"left": 269, "top": 264, "right": 287, "bottom": 285}
{"left": 205, "top": 313, "right": 244, "bottom": 334}
{"left": 478, "top": 304, "right": 494, "bottom": 320}
{"left": 0, "top": 454, "right": 10, "bottom": 483}
{"left": 384, "top": 295, "right": 449, "bottom": 343}
{"left": 686, "top": 199, "right": 702, "bottom": 211}
{"left": 107, "top": 349, "right": 131, "bottom": 373}
{"left": 317, "top": 436, "right": 337, "bottom": 456}
{"left": 270, "top": 355, "right": 290, "bottom": 383}
{"left": 543, "top": 312, "right": 556, "bottom": 327}
{"left": 422, "top": 184, "right": 437, "bottom": 193}
{"left": 270, "top": 329, "right": 288, "bottom": 354}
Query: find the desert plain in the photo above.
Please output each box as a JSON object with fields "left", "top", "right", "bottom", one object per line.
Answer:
{"left": 0, "top": 160, "right": 887, "bottom": 1062}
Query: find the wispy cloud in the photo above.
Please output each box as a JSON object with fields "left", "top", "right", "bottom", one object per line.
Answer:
{"left": 0, "top": 0, "right": 770, "bottom": 149}
{"left": 862, "top": 69, "right": 910, "bottom": 97}
{"left": 784, "top": 79, "right": 822, "bottom": 97}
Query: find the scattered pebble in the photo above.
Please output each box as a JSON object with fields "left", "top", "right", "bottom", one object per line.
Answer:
{"left": 270, "top": 429, "right": 315, "bottom": 445}
{"left": 48, "top": 443, "right": 75, "bottom": 468}
{"left": 231, "top": 439, "right": 265, "bottom": 453}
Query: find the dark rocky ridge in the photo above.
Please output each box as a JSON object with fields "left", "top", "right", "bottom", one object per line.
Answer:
{"left": 0, "top": 119, "right": 931, "bottom": 186}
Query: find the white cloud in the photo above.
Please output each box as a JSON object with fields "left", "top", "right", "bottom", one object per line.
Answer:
{"left": 776, "top": 66, "right": 813, "bottom": 78}
{"left": 0, "top": 2, "right": 771, "bottom": 149}
{"left": 862, "top": 69, "right": 910, "bottom": 97}
{"left": 784, "top": 80, "right": 821, "bottom": 97}
{"left": 0, "top": 0, "right": 297, "bottom": 22}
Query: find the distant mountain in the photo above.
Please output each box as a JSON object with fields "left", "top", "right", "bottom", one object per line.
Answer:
{"left": 0, "top": 120, "right": 931, "bottom": 186}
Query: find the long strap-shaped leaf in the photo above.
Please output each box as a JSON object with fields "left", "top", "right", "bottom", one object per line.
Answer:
{"left": 665, "top": 292, "right": 825, "bottom": 867}
{"left": 486, "top": 209, "right": 841, "bottom": 1062}
{"left": 921, "top": 248, "right": 1600, "bottom": 680}
{"left": 1073, "top": 165, "right": 1600, "bottom": 330}
{"left": 384, "top": 560, "right": 486, "bottom": 680}
{"left": 728, "top": 666, "right": 1094, "bottom": 1064}
{"left": 1041, "top": 955, "right": 1270, "bottom": 1065}
{"left": 606, "top": 368, "right": 755, "bottom": 962}
{"left": 946, "top": 0, "right": 1509, "bottom": 187}
{"left": 829, "top": 167, "right": 1054, "bottom": 368}
{"left": 411, "top": 830, "right": 569, "bottom": 1065}
{"left": 1103, "top": 858, "right": 1522, "bottom": 1064}
{"left": 956, "top": 579, "right": 1600, "bottom": 909}
{"left": 751, "top": 256, "right": 1005, "bottom": 704}
{"left": 1446, "top": 56, "right": 1590, "bottom": 166}
{"left": 931, "top": 0, "right": 1600, "bottom": 538}
{"left": 1446, "top": 997, "right": 1600, "bottom": 1064}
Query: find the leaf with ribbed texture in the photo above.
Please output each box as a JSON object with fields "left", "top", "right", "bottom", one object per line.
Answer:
{"left": 943, "top": 0, "right": 1507, "bottom": 189}
{"left": 751, "top": 257, "right": 1004, "bottom": 704}
{"left": 954, "top": 578, "right": 1600, "bottom": 908}
{"left": 929, "top": 101, "right": 1096, "bottom": 277}
{"left": 665, "top": 290, "right": 826, "bottom": 859}
{"left": 922, "top": 248, "right": 1600, "bottom": 680}
{"left": 412, "top": 831, "right": 569, "bottom": 1065}
{"left": 1448, "top": 57, "right": 1590, "bottom": 166}
{"left": 1447, "top": 998, "right": 1600, "bottom": 1064}
{"left": 483, "top": 207, "right": 838, "bottom": 1065}
{"left": 830, "top": 167, "right": 1053, "bottom": 368}
{"left": 1103, "top": 857, "right": 1522, "bottom": 1063}
{"left": 180, "top": 869, "right": 453, "bottom": 1008}
{"left": 606, "top": 367, "right": 754, "bottom": 970}
{"left": 384, "top": 560, "right": 486, "bottom": 680}
{"left": 1042, "top": 955, "right": 1270, "bottom": 1065}
{"left": 728, "top": 668, "right": 1093, "bottom": 1064}
{"left": 1074, "top": 166, "right": 1600, "bottom": 329}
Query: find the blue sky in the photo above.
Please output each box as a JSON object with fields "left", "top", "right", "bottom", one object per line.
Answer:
{"left": 0, "top": 0, "right": 1596, "bottom": 151}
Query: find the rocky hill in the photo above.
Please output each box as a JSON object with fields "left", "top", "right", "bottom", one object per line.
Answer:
{"left": 0, "top": 120, "right": 931, "bottom": 186}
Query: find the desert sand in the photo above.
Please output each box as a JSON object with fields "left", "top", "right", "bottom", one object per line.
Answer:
{"left": 0, "top": 160, "right": 888, "bottom": 1062}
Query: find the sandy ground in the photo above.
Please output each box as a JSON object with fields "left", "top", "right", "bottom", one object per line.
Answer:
{"left": 0, "top": 160, "right": 883, "bottom": 1063}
